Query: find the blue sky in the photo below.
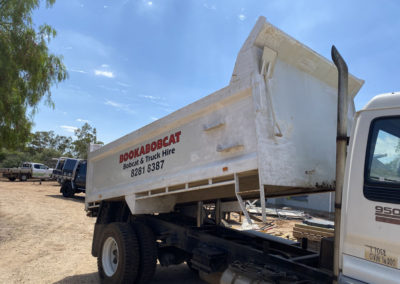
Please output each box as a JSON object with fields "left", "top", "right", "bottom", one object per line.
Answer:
{"left": 32, "top": 0, "right": 400, "bottom": 144}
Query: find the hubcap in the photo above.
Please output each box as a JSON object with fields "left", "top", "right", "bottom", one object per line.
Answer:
{"left": 102, "top": 237, "right": 119, "bottom": 277}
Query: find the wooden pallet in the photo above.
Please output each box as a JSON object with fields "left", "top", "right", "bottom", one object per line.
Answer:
{"left": 293, "top": 223, "right": 334, "bottom": 242}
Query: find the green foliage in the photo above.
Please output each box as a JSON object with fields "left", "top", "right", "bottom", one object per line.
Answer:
{"left": 0, "top": 0, "right": 68, "bottom": 149}
{"left": 28, "top": 130, "right": 73, "bottom": 154}
{"left": 0, "top": 123, "right": 104, "bottom": 167}
{"left": 0, "top": 149, "right": 30, "bottom": 168}
{"left": 0, "top": 147, "right": 61, "bottom": 168}
{"left": 31, "top": 147, "right": 60, "bottom": 167}
{"left": 73, "top": 123, "right": 103, "bottom": 159}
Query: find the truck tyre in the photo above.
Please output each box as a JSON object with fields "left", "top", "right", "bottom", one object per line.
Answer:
{"left": 62, "top": 182, "right": 75, "bottom": 198}
{"left": 8, "top": 177, "right": 16, "bottom": 182}
{"left": 98, "top": 223, "right": 140, "bottom": 283}
{"left": 20, "top": 174, "right": 27, "bottom": 182}
{"left": 132, "top": 222, "right": 157, "bottom": 284}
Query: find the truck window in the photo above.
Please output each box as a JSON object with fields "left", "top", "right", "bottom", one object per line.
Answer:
{"left": 56, "top": 160, "right": 65, "bottom": 170}
{"left": 63, "top": 159, "right": 78, "bottom": 173}
{"left": 78, "top": 162, "right": 87, "bottom": 175}
{"left": 34, "top": 164, "right": 41, "bottom": 169}
{"left": 364, "top": 116, "right": 400, "bottom": 204}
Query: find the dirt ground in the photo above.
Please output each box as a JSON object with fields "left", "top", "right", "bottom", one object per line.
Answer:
{"left": 0, "top": 179, "right": 205, "bottom": 284}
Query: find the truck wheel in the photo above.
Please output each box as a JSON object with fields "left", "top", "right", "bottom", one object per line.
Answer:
{"left": 62, "top": 182, "right": 75, "bottom": 198}
{"left": 133, "top": 222, "right": 157, "bottom": 284}
{"left": 8, "top": 177, "right": 16, "bottom": 182}
{"left": 20, "top": 174, "right": 27, "bottom": 182}
{"left": 98, "top": 223, "right": 140, "bottom": 283}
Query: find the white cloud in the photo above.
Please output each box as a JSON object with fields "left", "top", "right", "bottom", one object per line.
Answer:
{"left": 69, "top": 69, "right": 87, "bottom": 74}
{"left": 60, "top": 125, "right": 78, "bottom": 133}
{"left": 105, "top": 99, "right": 135, "bottom": 114}
{"left": 101, "top": 64, "right": 110, "bottom": 68}
{"left": 104, "top": 5, "right": 108, "bottom": 8}
{"left": 117, "top": 81, "right": 130, "bottom": 87}
{"left": 141, "top": 95, "right": 160, "bottom": 100}
{"left": 238, "top": 14, "right": 246, "bottom": 21}
{"left": 76, "top": 118, "right": 91, "bottom": 123}
{"left": 139, "top": 94, "right": 171, "bottom": 109}
{"left": 61, "top": 31, "right": 109, "bottom": 57}
{"left": 203, "top": 3, "right": 216, "bottom": 10}
{"left": 95, "top": 70, "right": 114, "bottom": 78}
{"left": 147, "top": 1, "right": 153, "bottom": 6}
{"left": 150, "top": 117, "right": 158, "bottom": 121}
{"left": 105, "top": 100, "right": 123, "bottom": 108}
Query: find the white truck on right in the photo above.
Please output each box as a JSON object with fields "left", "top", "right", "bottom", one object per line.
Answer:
{"left": 85, "top": 17, "right": 399, "bottom": 284}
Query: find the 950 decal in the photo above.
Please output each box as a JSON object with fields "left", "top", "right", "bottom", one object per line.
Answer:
{"left": 375, "top": 205, "right": 400, "bottom": 225}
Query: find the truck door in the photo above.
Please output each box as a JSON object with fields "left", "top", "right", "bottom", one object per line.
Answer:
{"left": 341, "top": 110, "right": 400, "bottom": 283}
{"left": 75, "top": 161, "right": 87, "bottom": 189}
{"left": 41, "top": 165, "right": 52, "bottom": 179}
{"left": 32, "top": 164, "right": 45, "bottom": 178}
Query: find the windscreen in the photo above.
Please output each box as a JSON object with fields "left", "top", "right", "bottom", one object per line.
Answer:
{"left": 63, "top": 159, "right": 78, "bottom": 173}
{"left": 56, "top": 160, "right": 65, "bottom": 170}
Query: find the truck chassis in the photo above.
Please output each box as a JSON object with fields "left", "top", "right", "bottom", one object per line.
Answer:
{"left": 91, "top": 201, "right": 333, "bottom": 283}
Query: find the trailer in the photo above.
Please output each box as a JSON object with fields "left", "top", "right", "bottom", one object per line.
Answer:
{"left": 85, "top": 17, "right": 400, "bottom": 284}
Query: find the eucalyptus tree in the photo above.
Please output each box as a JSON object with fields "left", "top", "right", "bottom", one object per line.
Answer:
{"left": 0, "top": 0, "right": 67, "bottom": 149}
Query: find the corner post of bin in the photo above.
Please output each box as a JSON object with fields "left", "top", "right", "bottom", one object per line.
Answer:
{"left": 234, "top": 173, "right": 253, "bottom": 225}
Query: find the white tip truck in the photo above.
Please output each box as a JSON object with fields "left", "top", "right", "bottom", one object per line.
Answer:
{"left": 85, "top": 17, "right": 400, "bottom": 283}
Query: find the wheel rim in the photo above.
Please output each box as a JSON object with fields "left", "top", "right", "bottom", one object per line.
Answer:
{"left": 102, "top": 237, "right": 119, "bottom": 277}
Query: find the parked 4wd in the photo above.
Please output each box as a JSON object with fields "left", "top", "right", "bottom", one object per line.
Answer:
{"left": 60, "top": 159, "right": 87, "bottom": 198}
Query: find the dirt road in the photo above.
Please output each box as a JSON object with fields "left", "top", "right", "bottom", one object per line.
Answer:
{"left": 0, "top": 180, "right": 204, "bottom": 284}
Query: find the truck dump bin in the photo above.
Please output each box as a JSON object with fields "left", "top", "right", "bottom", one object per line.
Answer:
{"left": 85, "top": 17, "right": 364, "bottom": 216}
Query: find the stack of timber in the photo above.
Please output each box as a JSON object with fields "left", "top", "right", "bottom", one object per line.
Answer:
{"left": 293, "top": 223, "right": 334, "bottom": 242}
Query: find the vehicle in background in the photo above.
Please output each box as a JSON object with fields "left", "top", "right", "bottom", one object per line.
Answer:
{"left": 0, "top": 162, "right": 53, "bottom": 181}
{"left": 60, "top": 159, "right": 87, "bottom": 198}
{"left": 51, "top": 157, "right": 69, "bottom": 183}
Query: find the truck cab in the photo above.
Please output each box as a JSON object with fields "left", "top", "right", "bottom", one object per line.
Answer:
{"left": 60, "top": 159, "right": 87, "bottom": 198}
{"left": 340, "top": 92, "right": 400, "bottom": 283}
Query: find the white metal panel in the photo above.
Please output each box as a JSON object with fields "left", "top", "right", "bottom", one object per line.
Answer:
{"left": 254, "top": 58, "right": 339, "bottom": 188}
{"left": 362, "top": 92, "right": 400, "bottom": 111}
{"left": 343, "top": 254, "right": 400, "bottom": 284}
{"left": 340, "top": 107, "right": 400, "bottom": 276}
{"left": 86, "top": 88, "right": 258, "bottom": 203}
